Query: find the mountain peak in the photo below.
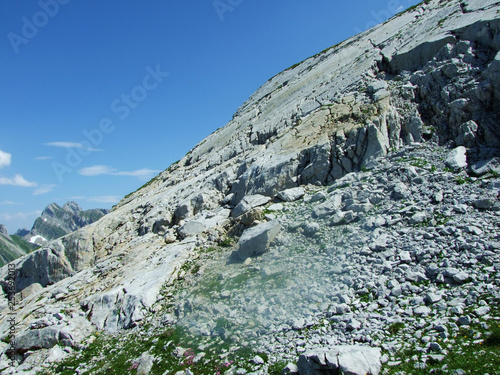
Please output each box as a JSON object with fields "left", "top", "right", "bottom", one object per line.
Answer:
{"left": 41, "top": 202, "right": 62, "bottom": 217}
{"left": 29, "top": 202, "right": 109, "bottom": 243}
{"left": 62, "top": 201, "right": 82, "bottom": 214}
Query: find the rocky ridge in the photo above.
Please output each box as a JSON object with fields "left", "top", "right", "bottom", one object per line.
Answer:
{"left": 0, "top": 0, "right": 500, "bottom": 374}
{"left": 21, "top": 201, "right": 109, "bottom": 247}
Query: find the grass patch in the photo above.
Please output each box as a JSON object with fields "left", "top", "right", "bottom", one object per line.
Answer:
{"left": 41, "top": 324, "right": 274, "bottom": 375}
{"left": 385, "top": 297, "right": 500, "bottom": 375}
{"left": 388, "top": 322, "right": 405, "bottom": 335}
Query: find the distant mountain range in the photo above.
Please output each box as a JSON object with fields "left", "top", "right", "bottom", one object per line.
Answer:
{"left": 0, "top": 201, "right": 109, "bottom": 266}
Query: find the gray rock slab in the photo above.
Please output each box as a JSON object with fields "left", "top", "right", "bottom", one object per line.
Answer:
{"left": 13, "top": 327, "right": 61, "bottom": 352}
{"left": 298, "top": 346, "right": 381, "bottom": 375}
{"left": 471, "top": 157, "right": 500, "bottom": 176}
{"left": 277, "top": 187, "right": 306, "bottom": 202}
{"left": 236, "top": 221, "right": 281, "bottom": 260}
{"left": 177, "top": 220, "right": 207, "bottom": 239}
{"left": 312, "top": 194, "right": 342, "bottom": 218}
{"left": 232, "top": 195, "right": 272, "bottom": 218}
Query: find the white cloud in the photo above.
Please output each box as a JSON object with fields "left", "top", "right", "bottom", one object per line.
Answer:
{"left": 114, "top": 168, "right": 160, "bottom": 180}
{"left": 87, "top": 196, "right": 121, "bottom": 204}
{"left": 0, "top": 174, "right": 38, "bottom": 187}
{"left": 45, "top": 142, "right": 102, "bottom": 152}
{"left": 34, "top": 184, "right": 56, "bottom": 196}
{"left": 79, "top": 165, "right": 117, "bottom": 176}
{"left": 0, "top": 150, "right": 11, "bottom": 169}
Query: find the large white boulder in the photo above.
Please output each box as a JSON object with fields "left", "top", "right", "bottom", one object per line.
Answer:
{"left": 445, "top": 146, "right": 467, "bottom": 171}
{"left": 297, "top": 346, "right": 382, "bottom": 375}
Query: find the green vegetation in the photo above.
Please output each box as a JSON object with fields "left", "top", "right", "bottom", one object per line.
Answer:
{"left": 408, "top": 157, "right": 429, "bottom": 168}
{"left": 268, "top": 360, "right": 288, "bottom": 375}
{"left": 122, "top": 175, "right": 161, "bottom": 203}
{"left": 388, "top": 322, "right": 406, "bottom": 335}
{"left": 384, "top": 298, "right": 500, "bottom": 375}
{"left": 41, "top": 324, "right": 276, "bottom": 375}
{"left": 0, "top": 234, "right": 37, "bottom": 267}
{"left": 218, "top": 237, "right": 234, "bottom": 247}
{"left": 455, "top": 175, "right": 474, "bottom": 185}
{"left": 402, "top": 0, "right": 432, "bottom": 15}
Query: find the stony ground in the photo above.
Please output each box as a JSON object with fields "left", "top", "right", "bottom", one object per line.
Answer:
{"left": 35, "top": 142, "right": 500, "bottom": 375}
{"left": 171, "top": 142, "right": 500, "bottom": 373}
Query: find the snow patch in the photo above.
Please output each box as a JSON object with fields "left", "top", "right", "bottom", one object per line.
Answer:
{"left": 29, "top": 235, "right": 47, "bottom": 245}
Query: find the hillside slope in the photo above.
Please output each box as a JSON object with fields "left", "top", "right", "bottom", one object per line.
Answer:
{"left": 0, "top": 0, "right": 500, "bottom": 373}
{"left": 0, "top": 226, "right": 36, "bottom": 267}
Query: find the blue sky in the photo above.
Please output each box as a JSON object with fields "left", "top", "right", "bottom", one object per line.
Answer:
{"left": 0, "top": 0, "right": 420, "bottom": 233}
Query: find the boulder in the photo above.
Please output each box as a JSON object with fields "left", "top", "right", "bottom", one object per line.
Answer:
{"left": 445, "top": 146, "right": 467, "bottom": 171}
{"left": 18, "top": 282, "right": 44, "bottom": 300}
{"left": 470, "top": 157, "right": 500, "bottom": 176}
{"left": 367, "top": 80, "right": 388, "bottom": 93}
{"left": 312, "top": 194, "right": 343, "bottom": 218}
{"left": 13, "top": 327, "right": 62, "bottom": 353}
{"left": 136, "top": 352, "right": 155, "bottom": 375}
{"left": 277, "top": 187, "right": 306, "bottom": 202}
{"left": 177, "top": 220, "right": 206, "bottom": 239}
{"left": 282, "top": 362, "right": 299, "bottom": 375}
{"left": 297, "top": 346, "right": 381, "bottom": 375}
{"left": 236, "top": 221, "right": 281, "bottom": 260}
{"left": 232, "top": 195, "right": 272, "bottom": 218}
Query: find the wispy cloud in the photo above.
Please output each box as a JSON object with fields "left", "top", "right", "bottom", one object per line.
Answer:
{"left": 87, "top": 196, "right": 121, "bottom": 204}
{"left": 78, "top": 165, "right": 160, "bottom": 180}
{"left": 45, "top": 142, "right": 102, "bottom": 152}
{"left": 34, "top": 184, "right": 56, "bottom": 196}
{"left": 0, "top": 150, "right": 12, "bottom": 169}
{"left": 114, "top": 168, "right": 161, "bottom": 180}
{"left": 0, "top": 201, "right": 22, "bottom": 206}
{"left": 0, "top": 210, "right": 42, "bottom": 221}
{"left": 35, "top": 156, "right": 54, "bottom": 160}
{"left": 0, "top": 174, "right": 38, "bottom": 187}
{"left": 79, "top": 165, "right": 117, "bottom": 176}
